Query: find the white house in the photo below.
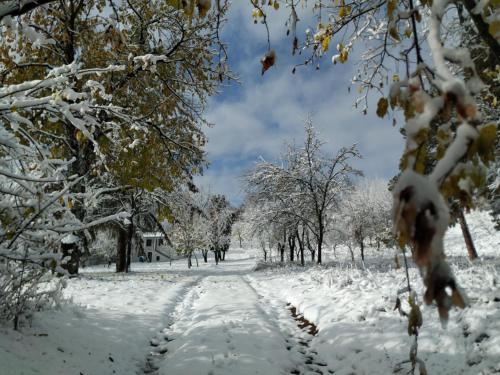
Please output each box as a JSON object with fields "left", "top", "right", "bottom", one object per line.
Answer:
{"left": 139, "top": 232, "right": 177, "bottom": 262}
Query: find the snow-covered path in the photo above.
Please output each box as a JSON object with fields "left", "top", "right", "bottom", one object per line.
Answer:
{"left": 78, "top": 253, "right": 326, "bottom": 375}
{"left": 153, "top": 273, "right": 295, "bottom": 374}
{"left": 140, "top": 255, "right": 336, "bottom": 375}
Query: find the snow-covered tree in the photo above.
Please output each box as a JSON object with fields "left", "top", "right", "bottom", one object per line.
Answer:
{"left": 169, "top": 189, "right": 210, "bottom": 268}
{"left": 0, "top": 0, "right": 232, "bottom": 275}
{"left": 340, "top": 179, "right": 393, "bottom": 261}
{"left": 236, "top": 198, "right": 277, "bottom": 261}
{"left": 207, "top": 194, "right": 234, "bottom": 263}
{"left": 0, "top": 1, "right": 231, "bottom": 325}
{"left": 0, "top": 63, "right": 131, "bottom": 327}
{"left": 245, "top": 119, "right": 362, "bottom": 264}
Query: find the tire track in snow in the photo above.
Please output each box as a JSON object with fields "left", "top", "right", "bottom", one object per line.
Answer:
{"left": 146, "top": 273, "right": 297, "bottom": 375}
{"left": 140, "top": 275, "right": 203, "bottom": 374}
{"left": 245, "top": 275, "right": 334, "bottom": 375}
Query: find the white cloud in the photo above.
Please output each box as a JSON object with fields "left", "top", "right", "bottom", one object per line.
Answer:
{"left": 195, "top": 1, "right": 405, "bottom": 205}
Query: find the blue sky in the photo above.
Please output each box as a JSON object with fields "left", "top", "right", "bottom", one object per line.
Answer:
{"left": 194, "top": 1, "right": 404, "bottom": 205}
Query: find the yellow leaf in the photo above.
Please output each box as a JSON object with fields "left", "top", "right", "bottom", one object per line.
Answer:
{"left": 476, "top": 123, "right": 498, "bottom": 164}
{"left": 338, "top": 6, "right": 350, "bottom": 18}
{"left": 339, "top": 49, "right": 348, "bottom": 63}
{"left": 322, "top": 35, "right": 331, "bottom": 52}
{"left": 167, "top": 0, "right": 184, "bottom": 9}
{"left": 489, "top": 21, "right": 500, "bottom": 38}
{"left": 387, "top": 0, "right": 397, "bottom": 18}
{"left": 197, "top": 0, "right": 211, "bottom": 17}
{"left": 389, "top": 27, "right": 401, "bottom": 42}
{"left": 376, "top": 97, "right": 389, "bottom": 118}
{"left": 397, "top": 233, "right": 407, "bottom": 249}
{"left": 407, "top": 299, "right": 423, "bottom": 336}
{"left": 75, "top": 130, "right": 84, "bottom": 143}
{"left": 415, "top": 147, "right": 428, "bottom": 174}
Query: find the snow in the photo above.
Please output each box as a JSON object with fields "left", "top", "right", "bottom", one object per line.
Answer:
{"left": 158, "top": 274, "right": 295, "bottom": 375}
{"left": 0, "top": 211, "right": 499, "bottom": 374}
{"left": 430, "top": 122, "right": 479, "bottom": 186}
{"left": 0, "top": 270, "right": 198, "bottom": 375}
{"left": 61, "top": 234, "right": 78, "bottom": 245}
{"left": 142, "top": 232, "right": 164, "bottom": 238}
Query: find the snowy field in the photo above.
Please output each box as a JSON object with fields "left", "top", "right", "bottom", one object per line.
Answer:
{"left": 0, "top": 211, "right": 499, "bottom": 375}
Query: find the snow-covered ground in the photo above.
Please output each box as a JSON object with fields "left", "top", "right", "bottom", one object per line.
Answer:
{"left": 0, "top": 210, "right": 499, "bottom": 374}
{"left": 0, "top": 269, "right": 198, "bottom": 375}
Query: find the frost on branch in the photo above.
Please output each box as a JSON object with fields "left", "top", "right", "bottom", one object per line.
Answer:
{"left": 0, "top": 61, "right": 136, "bottom": 326}
{"left": 393, "top": 171, "right": 468, "bottom": 326}
{"left": 389, "top": 0, "right": 500, "bottom": 326}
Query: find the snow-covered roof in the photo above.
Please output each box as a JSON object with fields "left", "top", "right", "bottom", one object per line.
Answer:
{"left": 61, "top": 234, "right": 79, "bottom": 244}
{"left": 142, "top": 232, "right": 164, "bottom": 238}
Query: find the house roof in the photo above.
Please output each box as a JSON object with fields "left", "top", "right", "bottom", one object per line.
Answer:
{"left": 142, "top": 232, "right": 164, "bottom": 238}
{"left": 61, "top": 234, "right": 79, "bottom": 244}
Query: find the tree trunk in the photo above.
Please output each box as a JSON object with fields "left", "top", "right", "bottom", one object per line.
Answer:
{"left": 348, "top": 243, "right": 355, "bottom": 263}
{"left": 61, "top": 9, "right": 85, "bottom": 276}
{"left": 462, "top": 0, "right": 500, "bottom": 64}
{"left": 279, "top": 243, "right": 284, "bottom": 263}
{"left": 359, "top": 239, "right": 365, "bottom": 262}
{"left": 61, "top": 242, "right": 80, "bottom": 275}
{"left": 316, "top": 211, "right": 325, "bottom": 264}
{"left": 288, "top": 234, "right": 295, "bottom": 262}
{"left": 187, "top": 253, "right": 192, "bottom": 269}
{"left": 305, "top": 230, "right": 315, "bottom": 262}
{"left": 125, "top": 221, "right": 133, "bottom": 273}
{"left": 296, "top": 228, "right": 305, "bottom": 266}
{"left": 457, "top": 207, "right": 478, "bottom": 260}
{"left": 116, "top": 226, "right": 127, "bottom": 272}
{"left": 202, "top": 250, "right": 208, "bottom": 262}
{"left": 317, "top": 231, "right": 323, "bottom": 264}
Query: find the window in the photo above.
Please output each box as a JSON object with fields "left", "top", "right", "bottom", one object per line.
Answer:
{"left": 146, "top": 239, "right": 152, "bottom": 247}
{"left": 156, "top": 256, "right": 160, "bottom": 261}
{"left": 159, "top": 239, "right": 164, "bottom": 246}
